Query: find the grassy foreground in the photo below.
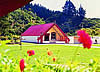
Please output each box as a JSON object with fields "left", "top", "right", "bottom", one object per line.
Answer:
{"left": 0, "top": 41, "right": 100, "bottom": 71}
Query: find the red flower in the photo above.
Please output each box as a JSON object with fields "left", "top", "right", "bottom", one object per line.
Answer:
{"left": 19, "top": 59, "right": 25, "bottom": 72}
{"left": 27, "top": 50, "right": 35, "bottom": 56}
{"left": 77, "top": 30, "right": 92, "bottom": 49}
{"left": 53, "top": 57, "right": 56, "bottom": 62}
{"left": 47, "top": 50, "right": 53, "bottom": 56}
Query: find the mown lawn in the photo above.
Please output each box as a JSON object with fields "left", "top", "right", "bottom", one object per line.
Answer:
{"left": 92, "top": 44, "right": 100, "bottom": 46}
{"left": 0, "top": 42, "right": 100, "bottom": 63}
{"left": 1, "top": 41, "right": 100, "bottom": 71}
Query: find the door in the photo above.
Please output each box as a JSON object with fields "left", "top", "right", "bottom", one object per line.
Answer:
{"left": 44, "top": 33, "right": 49, "bottom": 41}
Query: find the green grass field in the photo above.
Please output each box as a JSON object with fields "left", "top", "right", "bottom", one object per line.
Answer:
{"left": 92, "top": 44, "right": 100, "bottom": 46}
{"left": 0, "top": 42, "right": 100, "bottom": 63}
{"left": 0, "top": 41, "right": 100, "bottom": 71}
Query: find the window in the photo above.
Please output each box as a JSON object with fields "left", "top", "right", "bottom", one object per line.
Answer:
{"left": 51, "top": 32, "right": 56, "bottom": 40}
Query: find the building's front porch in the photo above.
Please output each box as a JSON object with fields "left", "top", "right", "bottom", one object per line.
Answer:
{"left": 42, "top": 31, "right": 67, "bottom": 44}
{"left": 43, "top": 40, "right": 66, "bottom": 44}
{"left": 37, "top": 24, "right": 69, "bottom": 44}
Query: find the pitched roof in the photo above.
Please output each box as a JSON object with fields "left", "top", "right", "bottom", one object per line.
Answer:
{"left": 21, "top": 23, "right": 55, "bottom": 36}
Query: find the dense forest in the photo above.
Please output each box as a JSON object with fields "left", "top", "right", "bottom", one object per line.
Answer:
{"left": 0, "top": 9, "right": 45, "bottom": 40}
{"left": 0, "top": 0, "right": 100, "bottom": 41}
{"left": 22, "top": 0, "right": 100, "bottom": 36}
{"left": 22, "top": 1, "right": 86, "bottom": 33}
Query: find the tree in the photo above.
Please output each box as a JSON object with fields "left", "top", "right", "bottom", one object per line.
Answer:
{"left": 0, "top": 8, "right": 45, "bottom": 40}
{"left": 62, "top": 0, "right": 76, "bottom": 16}
{"left": 78, "top": 5, "right": 86, "bottom": 18}
{"left": 0, "top": 15, "right": 10, "bottom": 36}
{"left": 8, "top": 9, "right": 45, "bottom": 35}
{"left": 22, "top": 1, "right": 87, "bottom": 35}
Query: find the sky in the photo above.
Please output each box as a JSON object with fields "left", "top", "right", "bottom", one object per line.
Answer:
{"left": 32, "top": 0, "right": 100, "bottom": 18}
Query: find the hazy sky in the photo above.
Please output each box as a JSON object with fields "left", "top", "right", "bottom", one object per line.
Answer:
{"left": 32, "top": 0, "right": 100, "bottom": 18}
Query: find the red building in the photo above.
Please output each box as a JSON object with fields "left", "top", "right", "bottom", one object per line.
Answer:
{"left": 21, "top": 23, "right": 70, "bottom": 44}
